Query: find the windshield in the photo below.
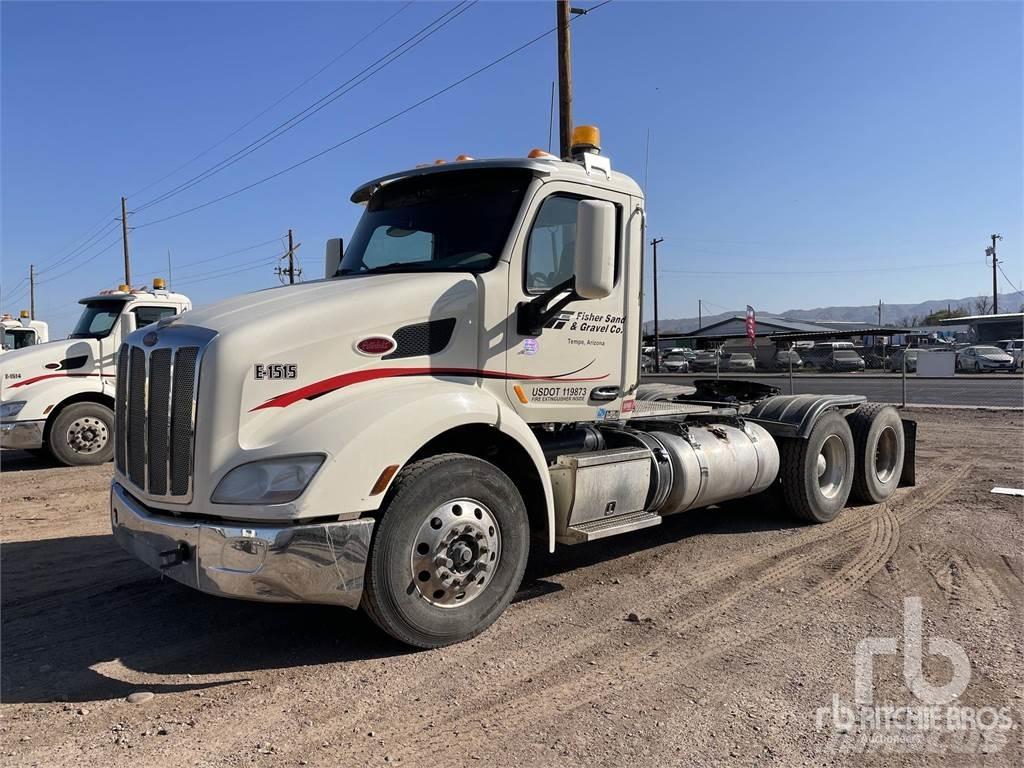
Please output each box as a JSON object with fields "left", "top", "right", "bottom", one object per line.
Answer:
{"left": 730, "top": 353, "right": 753, "bottom": 361}
{"left": 975, "top": 346, "right": 1003, "bottom": 355}
{"left": 70, "top": 300, "right": 125, "bottom": 339}
{"left": 338, "top": 169, "right": 531, "bottom": 277}
{"left": 834, "top": 350, "right": 860, "bottom": 359}
{"left": 3, "top": 329, "right": 36, "bottom": 349}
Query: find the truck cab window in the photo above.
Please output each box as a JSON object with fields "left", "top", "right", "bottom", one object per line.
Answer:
{"left": 69, "top": 300, "right": 124, "bottom": 339}
{"left": 526, "top": 196, "right": 579, "bottom": 294}
{"left": 132, "top": 305, "right": 177, "bottom": 328}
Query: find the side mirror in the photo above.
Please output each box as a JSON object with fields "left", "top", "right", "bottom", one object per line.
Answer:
{"left": 325, "top": 238, "right": 344, "bottom": 278}
{"left": 573, "top": 200, "right": 615, "bottom": 300}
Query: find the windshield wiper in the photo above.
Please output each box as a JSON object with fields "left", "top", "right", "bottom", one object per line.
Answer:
{"left": 340, "top": 262, "right": 431, "bottom": 276}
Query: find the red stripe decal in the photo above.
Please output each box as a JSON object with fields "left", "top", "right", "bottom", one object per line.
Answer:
{"left": 8, "top": 372, "right": 114, "bottom": 388}
{"left": 251, "top": 367, "right": 609, "bottom": 411}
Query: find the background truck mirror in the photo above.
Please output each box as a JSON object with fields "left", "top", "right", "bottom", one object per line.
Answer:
{"left": 325, "top": 237, "right": 344, "bottom": 279}
{"left": 574, "top": 200, "right": 615, "bottom": 300}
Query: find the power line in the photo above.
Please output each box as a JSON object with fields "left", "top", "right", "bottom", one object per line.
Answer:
{"left": 36, "top": 236, "right": 123, "bottom": 285}
{"left": 134, "top": 1, "right": 613, "bottom": 230}
{"left": 996, "top": 263, "right": 1023, "bottom": 296}
{"left": 34, "top": 218, "right": 122, "bottom": 276}
{"left": 125, "top": 2, "right": 414, "bottom": 201}
{"left": 172, "top": 254, "right": 284, "bottom": 288}
{"left": 132, "top": 1, "right": 476, "bottom": 214}
{"left": 29, "top": 209, "right": 120, "bottom": 274}
{"left": 133, "top": 236, "right": 285, "bottom": 279}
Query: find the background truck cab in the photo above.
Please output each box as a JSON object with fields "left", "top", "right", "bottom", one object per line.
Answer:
{"left": 0, "top": 280, "right": 190, "bottom": 465}
{"left": 1, "top": 311, "right": 48, "bottom": 353}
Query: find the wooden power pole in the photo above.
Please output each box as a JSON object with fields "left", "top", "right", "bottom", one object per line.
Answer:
{"left": 989, "top": 233, "right": 1002, "bottom": 314}
{"left": 29, "top": 265, "right": 35, "bottom": 319}
{"left": 287, "top": 229, "right": 296, "bottom": 284}
{"left": 556, "top": 0, "right": 573, "bottom": 158}
{"left": 121, "top": 196, "right": 131, "bottom": 287}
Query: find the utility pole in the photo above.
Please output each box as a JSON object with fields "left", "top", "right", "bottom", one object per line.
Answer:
{"left": 556, "top": 0, "right": 573, "bottom": 158}
{"left": 120, "top": 196, "right": 131, "bottom": 287}
{"left": 287, "top": 229, "right": 296, "bottom": 284}
{"left": 878, "top": 300, "right": 882, "bottom": 327}
{"left": 651, "top": 237, "right": 663, "bottom": 372}
{"left": 276, "top": 230, "right": 302, "bottom": 284}
{"left": 698, "top": 299, "right": 702, "bottom": 330}
{"left": 29, "top": 265, "right": 35, "bottom": 319}
{"left": 987, "top": 233, "right": 1002, "bottom": 314}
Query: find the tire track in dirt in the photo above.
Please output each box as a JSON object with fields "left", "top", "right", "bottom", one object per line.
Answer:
{"left": 346, "top": 468, "right": 967, "bottom": 765}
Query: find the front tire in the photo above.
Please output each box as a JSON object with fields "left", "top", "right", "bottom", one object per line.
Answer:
{"left": 779, "top": 411, "right": 855, "bottom": 523}
{"left": 847, "top": 404, "right": 905, "bottom": 503}
{"left": 362, "top": 453, "right": 530, "bottom": 648}
{"left": 47, "top": 402, "right": 114, "bottom": 466}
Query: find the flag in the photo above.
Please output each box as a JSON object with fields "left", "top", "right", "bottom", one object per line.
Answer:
{"left": 745, "top": 305, "right": 756, "bottom": 347}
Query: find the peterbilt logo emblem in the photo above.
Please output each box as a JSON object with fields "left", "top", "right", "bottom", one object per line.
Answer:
{"left": 143, "top": 332, "right": 159, "bottom": 347}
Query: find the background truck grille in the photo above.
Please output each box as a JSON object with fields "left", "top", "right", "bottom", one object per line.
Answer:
{"left": 115, "top": 341, "right": 202, "bottom": 500}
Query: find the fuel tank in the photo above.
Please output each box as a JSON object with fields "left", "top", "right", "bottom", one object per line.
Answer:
{"left": 646, "top": 422, "right": 780, "bottom": 515}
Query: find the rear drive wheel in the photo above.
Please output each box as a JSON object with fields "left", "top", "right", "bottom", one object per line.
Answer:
{"left": 847, "top": 404, "right": 905, "bottom": 503}
{"left": 779, "top": 411, "right": 855, "bottom": 523}
{"left": 48, "top": 402, "right": 114, "bottom": 466}
{"left": 362, "top": 453, "right": 530, "bottom": 648}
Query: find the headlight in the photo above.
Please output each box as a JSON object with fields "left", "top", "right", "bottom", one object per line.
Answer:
{"left": 0, "top": 401, "right": 26, "bottom": 419}
{"left": 212, "top": 454, "right": 325, "bottom": 505}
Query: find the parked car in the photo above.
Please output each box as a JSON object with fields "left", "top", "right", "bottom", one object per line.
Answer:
{"left": 661, "top": 351, "right": 690, "bottom": 373}
{"left": 887, "top": 348, "right": 919, "bottom": 372}
{"left": 821, "top": 349, "right": 866, "bottom": 372}
{"left": 993, "top": 339, "right": 1024, "bottom": 370}
{"left": 956, "top": 345, "right": 1016, "bottom": 373}
{"left": 720, "top": 351, "right": 756, "bottom": 372}
{"left": 765, "top": 349, "right": 803, "bottom": 370}
{"left": 689, "top": 350, "right": 720, "bottom": 372}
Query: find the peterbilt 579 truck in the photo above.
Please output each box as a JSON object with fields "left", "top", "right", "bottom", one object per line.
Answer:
{"left": 0, "top": 281, "right": 190, "bottom": 465}
{"left": 110, "top": 127, "right": 914, "bottom": 648}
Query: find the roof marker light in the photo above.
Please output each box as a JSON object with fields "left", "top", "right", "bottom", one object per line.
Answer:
{"left": 455, "top": 154, "right": 474, "bottom": 161}
{"left": 528, "top": 148, "right": 558, "bottom": 159}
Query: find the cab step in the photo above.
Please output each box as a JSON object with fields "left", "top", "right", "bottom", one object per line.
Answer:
{"left": 561, "top": 510, "right": 661, "bottom": 544}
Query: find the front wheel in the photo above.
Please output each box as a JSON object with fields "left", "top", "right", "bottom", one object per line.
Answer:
{"left": 47, "top": 402, "right": 114, "bottom": 466}
{"left": 362, "top": 453, "right": 530, "bottom": 648}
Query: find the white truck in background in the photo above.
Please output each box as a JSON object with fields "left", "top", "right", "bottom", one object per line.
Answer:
{"left": 1, "top": 311, "right": 49, "bottom": 353}
{"left": 109, "top": 128, "right": 916, "bottom": 648}
{"left": 0, "top": 280, "right": 190, "bottom": 465}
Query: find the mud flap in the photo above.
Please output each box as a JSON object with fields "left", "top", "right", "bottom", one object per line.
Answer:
{"left": 899, "top": 418, "right": 917, "bottom": 487}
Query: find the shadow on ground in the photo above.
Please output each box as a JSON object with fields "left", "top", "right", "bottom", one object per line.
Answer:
{"left": 1, "top": 497, "right": 803, "bottom": 705}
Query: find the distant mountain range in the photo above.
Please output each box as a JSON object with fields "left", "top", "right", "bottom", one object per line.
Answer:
{"left": 647, "top": 293, "right": 1023, "bottom": 334}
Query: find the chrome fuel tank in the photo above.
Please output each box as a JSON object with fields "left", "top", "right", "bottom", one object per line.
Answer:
{"left": 648, "top": 422, "right": 779, "bottom": 515}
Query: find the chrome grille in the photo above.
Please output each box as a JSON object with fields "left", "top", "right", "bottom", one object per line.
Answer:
{"left": 115, "top": 330, "right": 211, "bottom": 502}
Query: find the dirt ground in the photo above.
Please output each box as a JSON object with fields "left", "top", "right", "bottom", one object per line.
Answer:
{"left": 1, "top": 407, "right": 1022, "bottom": 767}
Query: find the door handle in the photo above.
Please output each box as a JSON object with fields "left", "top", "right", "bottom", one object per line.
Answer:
{"left": 590, "top": 386, "right": 621, "bottom": 402}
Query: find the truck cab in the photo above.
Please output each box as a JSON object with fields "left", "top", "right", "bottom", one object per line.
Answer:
{"left": 109, "top": 128, "right": 914, "bottom": 648}
{"left": 1, "top": 311, "right": 48, "bottom": 353}
{"left": 0, "top": 280, "right": 190, "bottom": 465}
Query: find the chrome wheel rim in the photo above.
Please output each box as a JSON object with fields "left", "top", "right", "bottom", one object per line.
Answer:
{"left": 65, "top": 416, "right": 108, "bottom": 455}
{"left": 817, "top": 434, "right": 847, "bottom": 499}
{"left": 410, "top": 498, "right": 501, "bottom": 608}
{"left": 874, "top": 426, "right": 899, "bottom": 484}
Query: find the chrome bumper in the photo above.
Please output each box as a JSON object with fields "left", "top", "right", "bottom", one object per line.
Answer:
{"left": 0, "top": 420, "right": 44, "bottom": 450}
{"left": 110, "top": 483, "right": 374, "bottom": 608}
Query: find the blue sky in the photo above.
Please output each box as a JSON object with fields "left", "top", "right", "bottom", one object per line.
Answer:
{"left": 2, "top": 0, "right": 1021, "bottom": 335}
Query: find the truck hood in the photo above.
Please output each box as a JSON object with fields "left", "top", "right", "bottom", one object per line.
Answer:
{"left": 149, "top": 272, "right": 482, "bottom": 449}
{"left": 0, "top": 338, "right": 100, "bottom": 401}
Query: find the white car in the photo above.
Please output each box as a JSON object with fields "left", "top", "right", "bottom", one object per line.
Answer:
{"left": 956, "top": 345, "right": 1016, "bottom": 373}
{"left": 661, "top": 352, "right": 690, "bottom": 373}
{"left": 993, "top": 339, "right": 1024, "bottom": 370}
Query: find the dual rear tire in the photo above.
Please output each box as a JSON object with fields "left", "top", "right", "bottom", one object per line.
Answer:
{"left": 779, "top": 405, "right": 905, "bottom": 523}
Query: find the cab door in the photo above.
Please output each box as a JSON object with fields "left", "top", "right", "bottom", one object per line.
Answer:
{"left": 503, "top": 183, "right": 631, "bottom": 423}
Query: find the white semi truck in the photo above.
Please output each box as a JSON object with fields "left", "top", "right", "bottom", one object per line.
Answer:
{"left": 1, "top": 311, "right": 49, "bottom": 352}
{"left": 110, "top": 128, "right": 915, "bottom": 648}
{"left": 0, "top": 281, "right": 190, "bottom": 465}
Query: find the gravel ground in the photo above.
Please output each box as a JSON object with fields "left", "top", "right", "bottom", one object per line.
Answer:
{"left": 2, "top": 407, "right": 1021, "bottom": 767}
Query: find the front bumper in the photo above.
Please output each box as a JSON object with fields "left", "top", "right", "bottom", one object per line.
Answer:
{"left": 0, "top": 420, "right": 44, "bottom": 450}
{"left": 110, "top": 483, "right": 374, "bottom": 608}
